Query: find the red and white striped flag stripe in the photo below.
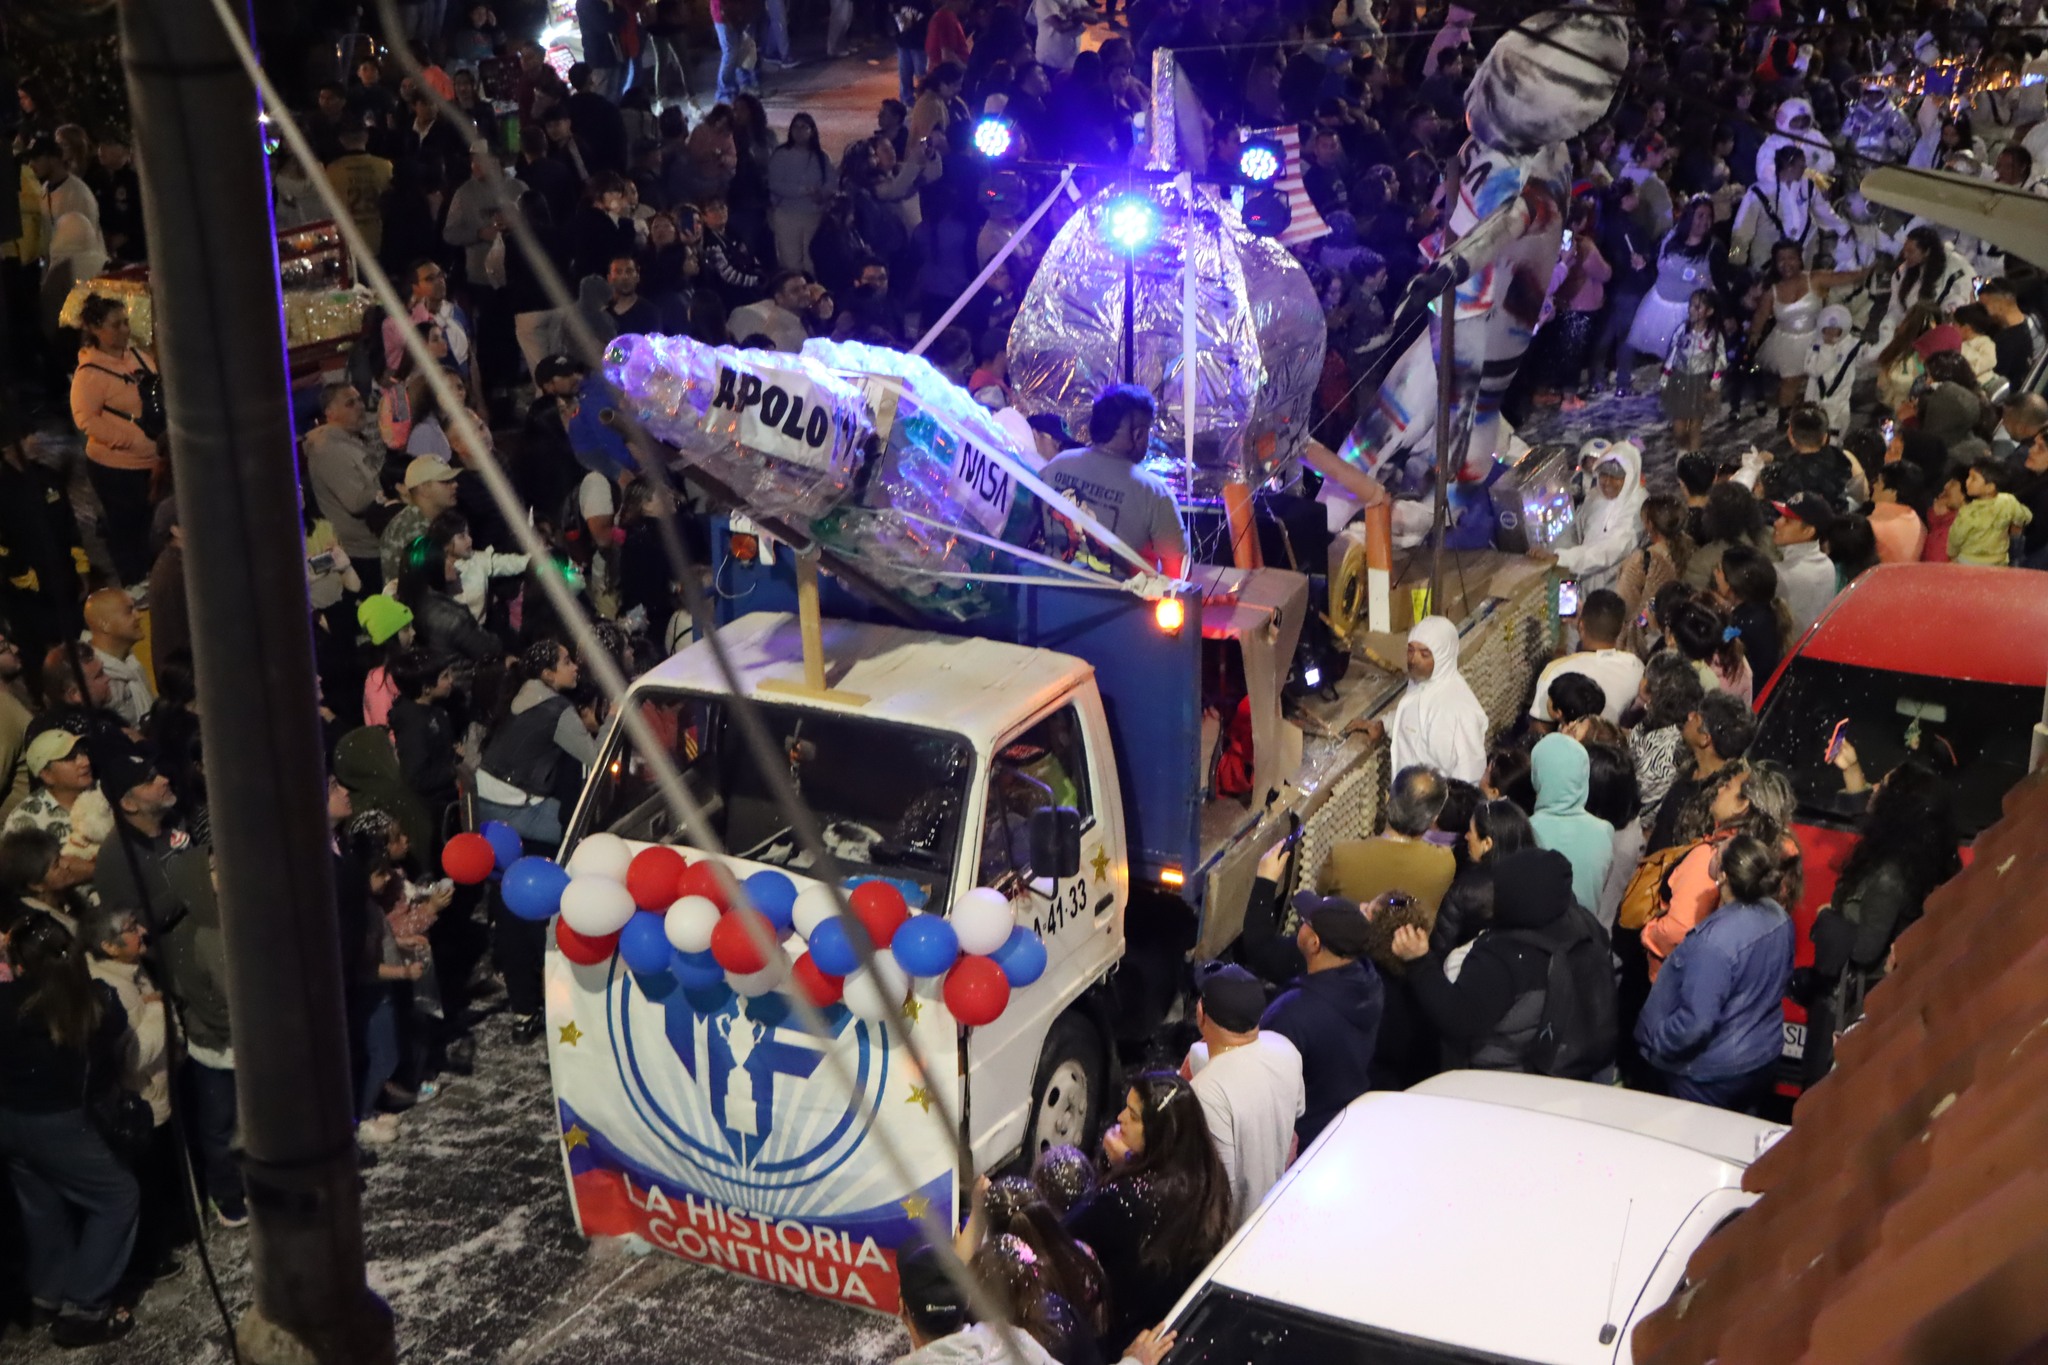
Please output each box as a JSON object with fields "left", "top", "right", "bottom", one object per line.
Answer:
{"left": 1260, "top": 125, "right": 1330, "bottom": 247}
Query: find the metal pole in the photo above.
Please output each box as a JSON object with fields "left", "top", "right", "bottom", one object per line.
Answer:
{"left": 1124, "top": 252, "right": 1137, "bottom": 386}
{"left": 1431, "top": 279, "right": 1454, "bottom": 618}
{"left": 116, "top": 2, "right": 394, "bottom": 1361}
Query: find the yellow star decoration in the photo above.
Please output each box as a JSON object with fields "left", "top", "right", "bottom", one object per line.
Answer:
{"left": 558, "top": 1021, "right": 584, "bottom": 1047}
{"left": 903, "top": 997, "right": 923, "bottom": 1024}
{"left": 906, "top": 1083, "right": 935, "bottom": 1115}
{"left": 1090, "top": 847, "right": 1110, "bottom": 881}
{"left": 562, "top": 1124, "right": 590, "bottom": 1151}
{"left": 900, "top": 1194, "right": 931, "bottom": 1221}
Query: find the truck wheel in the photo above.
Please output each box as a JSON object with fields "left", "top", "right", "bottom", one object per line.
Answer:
{"left": 1026, "top": 1015, "right": 1103, "bottom": 1160}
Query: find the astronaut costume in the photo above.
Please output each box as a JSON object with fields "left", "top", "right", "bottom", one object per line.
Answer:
{"left": 1804, "top": 304, "right": 1868, "bottom": 440}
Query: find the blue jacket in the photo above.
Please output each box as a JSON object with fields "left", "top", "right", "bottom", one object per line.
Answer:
{"left": 1635, "top": 898, "right": 1794, "bottom": 1081}
{"left": 1261, "top": 960, "right": 1384, "bottom": 1146}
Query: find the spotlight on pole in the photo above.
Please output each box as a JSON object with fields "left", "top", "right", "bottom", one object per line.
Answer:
{"left": 1237, "top": 133, "right": 1284, "bottom": 185}
{"left": 1103, "top": 194, "right": 1162, "bottom": 253}
{"left": 973, "top": 116, "right": 1017, "bottom": 159}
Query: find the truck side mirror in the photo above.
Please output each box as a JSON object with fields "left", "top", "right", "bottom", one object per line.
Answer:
{"left": 1029, "top": 806, "right": 1083, "bottom": 880}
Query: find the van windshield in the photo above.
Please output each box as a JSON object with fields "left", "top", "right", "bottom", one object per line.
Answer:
{"left": 1161, "top": 1287, "right": 1537, "bottom": 1365}
{"left": 1751, "top": 657, "right": 2038, "bottom": 836}
{"left": 569, "top": 690, "right": 976, "bottom": 910}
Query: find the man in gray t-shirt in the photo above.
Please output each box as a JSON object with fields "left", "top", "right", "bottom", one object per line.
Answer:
{"left": 1040, "top": 385, "right": 1188, "bottom": 574}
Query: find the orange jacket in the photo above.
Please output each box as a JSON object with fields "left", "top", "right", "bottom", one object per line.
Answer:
{"left": 69, "top": 346, "right": 160, "bottom": 470}
{"left": 1643, "top": 830, "right": 1800, "bottom": 981}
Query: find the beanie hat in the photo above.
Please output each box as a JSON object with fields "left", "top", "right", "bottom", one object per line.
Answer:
{"left": 358, "top": 594, "right": 415, "bottom": 646}
{"left": 1490, "top": 847, "right": 1574, "bottom": 929}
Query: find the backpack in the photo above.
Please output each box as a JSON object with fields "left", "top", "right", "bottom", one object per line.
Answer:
{"left": 1501, "top": 904, "right": 1619, "bottom": 1081}
{"left": 1617, "top": 838, "right": 1700, "bottom": 931}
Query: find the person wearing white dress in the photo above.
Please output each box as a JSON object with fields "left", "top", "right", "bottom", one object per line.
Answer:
{"left": 1752, "top": 241, "right": 1870, "bottom": 413}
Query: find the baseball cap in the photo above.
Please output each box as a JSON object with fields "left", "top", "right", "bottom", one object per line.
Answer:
{"left": 24, "top": 729, "right": 82, "bottom": 776}
{"left": 894, "top": 1238, "right": 967, "bottom": 1336}
{"left": 102, "top": 747, "right": 163, "bottom": 802}
{"left": 1773, "top": 491, "right": 1835, "bottom": 532}
{"left": 1305, "top": 899, "right": 1372, "bottom": 958}
{"left": 23, "top": 135, "right": 59, "bottom": 161}
{"left": 536, "top": 353, "right": 587, "bottom": 385}
{"left": 403, "top": 456, "right": 459, "bottom": 490}
{"left": 1196, "top": 961, "right": 1267, "bottom": 1033}
{"left": 357, "top": 594, "right": 415, "bottom": 646}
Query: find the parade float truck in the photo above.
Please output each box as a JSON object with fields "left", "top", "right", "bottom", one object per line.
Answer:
{"left": 540, "top": 546, "right": 1345, "bottom": 1315}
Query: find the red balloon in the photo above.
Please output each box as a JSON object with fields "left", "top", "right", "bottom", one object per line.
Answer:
{"left": 626, "top": 846, "right": 688, "bottom": 909}
{"left": 443, "top": 832, "right": 497, "bottom": 886}
{"left": 791, "top": 953, "right": 845, "bottom": 1008}
{"left": 710, "top": 907, "right": 777, "bottom": 975}
{"left": 943, "top": 955, "right": 1011, "bottom": 1027}
{"left": 675, "top": 859, "right": 732, "bottom": 912}
{"left": 555, "top": 918, "right": 619, "bottom": 966}
{"left": 848, "top": 880, "right": 909, "bottom": 950}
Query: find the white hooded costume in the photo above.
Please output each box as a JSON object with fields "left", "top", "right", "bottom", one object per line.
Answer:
{"left": 1876, "top": 238, "right": 1977, "bottom": 351}
{"left": 1730, "top": 165, "right": 1846, "bottom": 267}
{"left": 1388, "top": 615, "right": 1488, "bottom": 786}
{"left": 1754, "top": 98, "right": 1837, "bottom": 189}
{"left": 1554, "top": 439, "right": 1646, "bottom": 596}
{"left": 1803, "top": 305, "right": 1868, "bottom": 440}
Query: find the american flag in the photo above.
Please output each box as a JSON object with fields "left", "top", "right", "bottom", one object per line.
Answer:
{"left": 1252, "top": 125, "right": 1330, "bottom": 247}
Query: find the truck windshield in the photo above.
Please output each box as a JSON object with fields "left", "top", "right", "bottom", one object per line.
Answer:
{"left": 1162, "top": 1287, "right": 1537, "bottom": 1365}
{"left": 570, "top": 690, "right": 976, "bottom": 909}
{"left": 1751, "top": 657, "right": 2038, "bottom": 836}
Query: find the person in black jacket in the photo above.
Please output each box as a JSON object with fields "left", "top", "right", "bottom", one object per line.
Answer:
{"left": 386, "top": 648, "right": 461, "bottom": 825}
{"left": 0, "top": 912, "right": 140, "bottom": 1347}
{"left": 1258, "top": 895, "right": 1383, "bottom": 1146}
{"left": 1802, "top": 757, "right": 1959, "bottom": 1086}
{"left": 391, "top": 540, "right": 504, "bottom": 678}
{"left": 1065, "top": 1071, "right": 1232, "bottom": 1359}
{"left": 1390, "top": 847, "right": 1601, "bottom": 1074}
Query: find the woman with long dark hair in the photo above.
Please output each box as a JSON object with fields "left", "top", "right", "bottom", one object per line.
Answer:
{"left": 1879, "top": 227, "right": 1974, "bottom": 350}
{"left": 1618, "top": 495, "right": 1693, "bottom": 653}
{"left": 1713, "top": 543, "right": 1790, "bottom": 685}
{"left": 0, "top": 913, "right": 141, "bottom": 1346}
{"left": 1625, "top": 195, "right": 1722, "bottom": 376}
{"left": 767, "top": 112, "right": 836, "bottom": 273}
{"left": 1626, "top": 650, "right": 1706, "bottom": 830}
{"left": 1065, "top": 1071, "right": 1233, "bottom": 1357}
{"left": 1801, "top": 757, "right": 1960, "bottom": 1085}
{"left": 1431, "top": 799, "right": 1536, "bottom": 955}
{"left": 978, "top": 1175, "right": 1109, "bottom": 1344}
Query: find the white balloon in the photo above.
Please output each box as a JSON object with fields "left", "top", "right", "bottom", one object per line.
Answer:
{"left": 792, "top": 882, "right": 840, "bottom": 940}
{"left": 559, "top": 876, "right": 637, "bottom": 937}
{"left": 952, "top": 887, "right": 1016, "bottom": 957}
{"left": 727, "top": 958, "right": 789, "bottom": 997}
{"left": 664, "top": 895, "right": 723, "bottom": 954}
{"left": 566, "top": 832, "right": 633, "bottom": 883}
{"left": 842, "top": 949, "right": 910, "bottom": 1021}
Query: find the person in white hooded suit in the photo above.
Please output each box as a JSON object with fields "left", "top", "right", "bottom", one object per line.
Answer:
{"left": 1551, "top": 439, "right": 1646, "bottom": 598}
{"left": 1357, "top": 616, "right": 1488, "bottom": 786}
{"left": 1754, "top": 97, "right": 1836, "bottom": 189}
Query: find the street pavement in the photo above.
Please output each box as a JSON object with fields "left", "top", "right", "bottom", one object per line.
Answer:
{"left": 3, "top": 1010, "right": 907, "bottom": 1365}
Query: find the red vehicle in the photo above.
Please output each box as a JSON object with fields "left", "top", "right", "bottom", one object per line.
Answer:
{"left": 1749, "top": 563, "right": 2048, "bottom": 1091}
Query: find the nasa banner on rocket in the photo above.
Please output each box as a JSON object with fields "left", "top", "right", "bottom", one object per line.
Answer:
{"left": 545, "top": 951, "right": 959, "bottom": 1314}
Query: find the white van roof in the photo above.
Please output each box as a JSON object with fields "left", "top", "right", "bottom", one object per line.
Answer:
{"left": 633, "top": 612, "right": 1093, "bottom": 749}
{"left": 1200, "top": 1080, "right": 1779, "bottom": 1365}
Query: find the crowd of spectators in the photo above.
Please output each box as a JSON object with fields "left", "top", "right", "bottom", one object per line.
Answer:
{"left": 3, "top": 0, "right": 2043, "bottom": 1354}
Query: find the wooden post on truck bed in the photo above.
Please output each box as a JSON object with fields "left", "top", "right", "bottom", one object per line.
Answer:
{"left": 760, "top": 546, "right": 871, "bottom": 705}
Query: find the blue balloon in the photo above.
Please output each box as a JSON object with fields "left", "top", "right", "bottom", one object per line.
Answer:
{"left": 807, "top": 917, "right": 859, "bottom": 977}
{"left": 892, "top": 913, "right": 960, "bottom": 978}
{"left": 502, "top": 857, "right": 570, "bottom": 921}
{"left": 682, "top": 982, "right": 734, "bottom": 1015}
{"left": 480, "top": 820, "right": 524, "bottom": 873}
{"left": 634, "top": 969, "right": 679, "bottom": 1001}
{"left": 991, "top": 925, "right": 1048, "bottom": 988}
{"left": 619, "top": 912, "right": 674, "bottom": 975}
{"left": 745, "top": 869, "right": 799, "bottom": 935}
{"left": 671, "top": 949, "right": 727, "bottom": 992}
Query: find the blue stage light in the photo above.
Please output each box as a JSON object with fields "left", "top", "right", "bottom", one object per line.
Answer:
{"left": 1103, "top": 194, "right": 1161, "bottom": 253}
{"left": 1237, "top": 135, "right": 1284, "bottom": 184}
{"left": 973, "top": 116, "right": 1015, "bottom": 159}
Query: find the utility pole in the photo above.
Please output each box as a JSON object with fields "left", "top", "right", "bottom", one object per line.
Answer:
{"left": 116, "top": 1, "right": 394, "bottom": 1360}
